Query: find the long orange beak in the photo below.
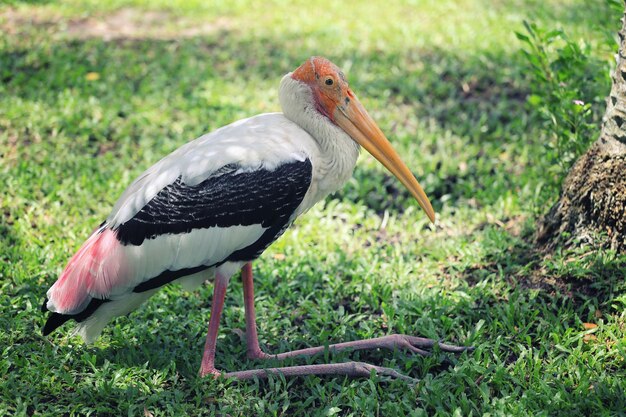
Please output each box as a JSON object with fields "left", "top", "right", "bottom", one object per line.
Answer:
{"left": 334, "top": 93, "right": 436, "bottom": 222}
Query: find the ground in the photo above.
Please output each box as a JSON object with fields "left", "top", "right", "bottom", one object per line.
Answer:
{"left": 1, "top": 0, "right": 625, "bottom": 416}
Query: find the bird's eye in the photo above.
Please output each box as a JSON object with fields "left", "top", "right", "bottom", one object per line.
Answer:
{"left": 325, "top": 78, "right": 334, "bottom": 86}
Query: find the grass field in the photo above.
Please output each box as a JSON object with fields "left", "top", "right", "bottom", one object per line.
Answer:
{"left": 2, "top": 0, "right": 626, "bottom": 415}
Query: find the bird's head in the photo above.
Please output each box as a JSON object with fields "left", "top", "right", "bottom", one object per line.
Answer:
{"left": 290, "top": 56, "right": 436, "bottom": 222}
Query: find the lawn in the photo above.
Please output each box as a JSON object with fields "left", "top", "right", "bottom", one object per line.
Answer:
{"left": 1, "top": 0, "right": 625, "bottom": 415}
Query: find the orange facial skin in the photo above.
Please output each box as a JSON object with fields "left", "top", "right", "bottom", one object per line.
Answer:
{"left": 291, "top": 56, "right": 355, "bottom": 122}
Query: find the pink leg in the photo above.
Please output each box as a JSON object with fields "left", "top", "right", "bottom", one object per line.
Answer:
{"left": 228, "top": 263, "right": 471, "bottom": 381}
{"left": 198, "top": 271, "right": 230, "bottom": 378}
{"left": 241, "top": 263, "right": 270, "bottom": 360}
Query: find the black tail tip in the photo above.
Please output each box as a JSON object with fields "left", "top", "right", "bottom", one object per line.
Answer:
{"left": 41, "top": 298, "right": 70, "bottom": 336}
{"left": 42, "top": 312, "right": 71, "bottom": 336}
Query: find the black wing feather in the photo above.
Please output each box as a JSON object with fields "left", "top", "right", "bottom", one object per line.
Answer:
{"left": 115, "top": 160, "right": 313, "bottom": 246}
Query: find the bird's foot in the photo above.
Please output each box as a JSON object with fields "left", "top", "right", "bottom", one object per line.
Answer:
{"left": 222, "top": 362, "right": 418, "bottom": 382}
{"left": 215, "top": 334, "right": 472, "bottom": 382}
{"left": 257, "top": 334, "right": 472, "bottom": 361}
{"left": 199, "top": 335, "right": 471, "bottom": 381}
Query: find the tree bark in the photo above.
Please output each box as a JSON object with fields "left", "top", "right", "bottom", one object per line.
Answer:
{"left": 537, "top": 10, "right": 626, "bottom": 252}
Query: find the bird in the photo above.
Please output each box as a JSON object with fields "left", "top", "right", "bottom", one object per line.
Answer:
{"left": 42, "top": 56, "right": 470, "bottom": 380}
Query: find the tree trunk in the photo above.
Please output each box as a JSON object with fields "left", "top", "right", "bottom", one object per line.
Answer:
{"left": 537, "top": 11, "right": 626, "bottom": 252}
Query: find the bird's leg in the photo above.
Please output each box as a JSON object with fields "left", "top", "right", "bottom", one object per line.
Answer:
{"left": 241, "top": 262, "right": 270, "bottom": 360}
{"left": 227, "top": 264, "right": 471, "bottom": 381}
{"left": 198, "top": 271, "right": 230, "bottom": 378}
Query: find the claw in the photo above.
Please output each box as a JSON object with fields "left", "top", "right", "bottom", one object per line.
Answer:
{"left": 436, "top": 341, "right": 474, "bottom": 353}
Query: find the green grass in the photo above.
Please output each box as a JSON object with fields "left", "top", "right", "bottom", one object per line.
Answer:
{"left": 1, "top": 0, "right": 626, "bottom": 415}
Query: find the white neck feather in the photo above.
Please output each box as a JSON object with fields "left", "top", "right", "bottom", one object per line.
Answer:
{"left": 278, "top": 74, "right": 360, "bottom": 196}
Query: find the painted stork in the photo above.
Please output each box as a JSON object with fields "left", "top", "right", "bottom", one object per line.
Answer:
{"left": 43, "top": 57, "right": 469, "bottom": 380}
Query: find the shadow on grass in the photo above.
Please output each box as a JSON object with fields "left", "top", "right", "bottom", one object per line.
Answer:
{"left": 450, "top": 222, "right": 626, "bottom": 305}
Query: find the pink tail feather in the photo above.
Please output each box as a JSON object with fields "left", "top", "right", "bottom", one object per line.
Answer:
{"left": 47, "top": 228, "right": 127, "bottom": 314}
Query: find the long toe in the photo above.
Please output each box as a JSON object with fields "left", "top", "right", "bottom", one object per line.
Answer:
{"left": 222, "top": 362, "right": 418, "bottom": 383}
